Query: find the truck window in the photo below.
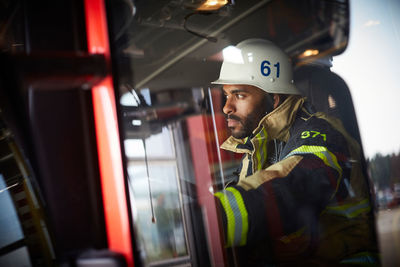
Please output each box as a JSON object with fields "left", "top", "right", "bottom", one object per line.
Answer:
{"left": 107, "top": 0, "right": 380, "bottom": 266}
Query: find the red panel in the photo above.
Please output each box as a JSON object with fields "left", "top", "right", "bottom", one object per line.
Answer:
{"left": 84, "top": 0, "right": 134, "bottom": 266}
{"left": 187, "top": 115, "right": 226, "bottom": 266}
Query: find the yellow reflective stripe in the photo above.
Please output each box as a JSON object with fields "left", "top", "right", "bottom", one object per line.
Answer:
{"left": 262, "top": 128, "right": 268, "bottom": 168}
{"left": 215, "top": 188, "right": 249, "bottom": 247}
{"left": 279, "top": 227, "right": 305, "bottom": 244}
{"left": 284, "top": 145, "right": 342, "bottom": 177}
{"left": 326, "top": 199, "right": 371, "bottom": 218}
{"left": 256, "top": 134, "right": 262, "bottom": 170}
{"left": 283, "top": 145, "right": 343, "bottom": 199}
{"left": 254, "top": 128, "right": 268, "bottom": 171}
{"left": 226, "top": 187, "right": 249, "bottom": 246}
{"left": 215, "top": 191, "right": 235, "bottom": 247}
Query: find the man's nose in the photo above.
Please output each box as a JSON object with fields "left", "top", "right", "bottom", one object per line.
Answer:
{"left": 223, "top": 97, "right": 234, "bottom": 115}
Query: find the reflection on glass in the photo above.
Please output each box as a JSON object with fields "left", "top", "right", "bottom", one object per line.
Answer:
{"left": 0, "top": 246, "right": 32, "bottom": 267}
{"left": 125, "top": 127, "right": 188, "bottom": 264}
{"left": 369, "top": 152, "right": 400, "bottom": 209}
{"left": 108, "top": 0, "right": 382, "bottom": 265}
{"left": 0, "top": 174, "right": 24, "bottom": 249}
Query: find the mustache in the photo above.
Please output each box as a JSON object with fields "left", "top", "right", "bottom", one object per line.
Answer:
{"left": 225, "top": 114, "right": 242, "bottom": 123}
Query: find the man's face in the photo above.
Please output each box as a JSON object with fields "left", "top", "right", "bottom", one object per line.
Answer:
{"left": 222, "top": 84, "right": 272, "bottom": 139}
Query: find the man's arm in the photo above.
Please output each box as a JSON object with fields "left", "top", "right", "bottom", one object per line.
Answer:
{"left": 214, "top": 116, "right": 352, "bottom": 248}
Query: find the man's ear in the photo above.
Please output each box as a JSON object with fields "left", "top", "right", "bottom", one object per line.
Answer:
{"left": 273, "top": 94, "right": 280, "bottom": 109}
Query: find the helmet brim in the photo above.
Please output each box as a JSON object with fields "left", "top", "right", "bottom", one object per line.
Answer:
{"left": 211, "top": 79, "right": 301, "bottom": 95}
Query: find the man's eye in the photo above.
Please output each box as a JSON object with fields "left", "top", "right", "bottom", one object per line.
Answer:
{"left": 236, "top": 94, "right": 244, "bottom": 99}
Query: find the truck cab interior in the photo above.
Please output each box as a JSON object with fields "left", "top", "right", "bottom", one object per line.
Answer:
{"left": 1, "top": 0, "right": 395, "bottom": 266}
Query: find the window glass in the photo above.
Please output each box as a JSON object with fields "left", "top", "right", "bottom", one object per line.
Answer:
{"left": 331, "top": 0, "right": 400, "bottom": 265}
{"left": 0, "top": 246, "right": 32, "bottom": 267}
{"left": 108, "top": 0, "right": 380, "bottom": 266}
{"left": 0, "top": 116, "right": 54, "bottom": 266}
{"left": 0, "top": 174, "right": 24, "bottom": 248}
{"left": 125, "top": 126, "right": 188, "bottom": 263}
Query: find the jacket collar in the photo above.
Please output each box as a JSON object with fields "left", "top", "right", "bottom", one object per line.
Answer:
{"left": 221, "top": 95, "right": 305, "bottom": 153}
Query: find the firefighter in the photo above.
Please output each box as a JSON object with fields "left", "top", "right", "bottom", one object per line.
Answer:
{"left": 212, "top": 39, "right": 378, "bottom": 265}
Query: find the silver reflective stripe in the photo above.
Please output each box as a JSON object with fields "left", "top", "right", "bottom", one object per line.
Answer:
{"left": 225, "top": 189, "right": 243, "bottom": 246}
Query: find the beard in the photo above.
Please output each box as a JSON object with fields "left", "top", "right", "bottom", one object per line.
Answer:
{"left": 227, "top": 109, "right": 266, "bottom": 139}
{"left": 226, "top": 93, "right": 273, "bottom": 139}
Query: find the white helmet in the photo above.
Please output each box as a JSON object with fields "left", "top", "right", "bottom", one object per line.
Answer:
{"left": 212, "top": 38, "right": 301, "bottom": 95}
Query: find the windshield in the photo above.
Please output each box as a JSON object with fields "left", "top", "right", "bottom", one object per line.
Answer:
{"left": 106, "top": 0, "right": 396, "bottom": 266}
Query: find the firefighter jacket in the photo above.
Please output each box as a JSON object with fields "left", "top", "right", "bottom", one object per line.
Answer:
{"left": 215, "top": 95, "right": 378, "bottom": 265}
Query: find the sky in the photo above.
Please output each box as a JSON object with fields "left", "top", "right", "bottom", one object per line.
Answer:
{"left": 331, "top": 0, "right": 400, "bottom": 158}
